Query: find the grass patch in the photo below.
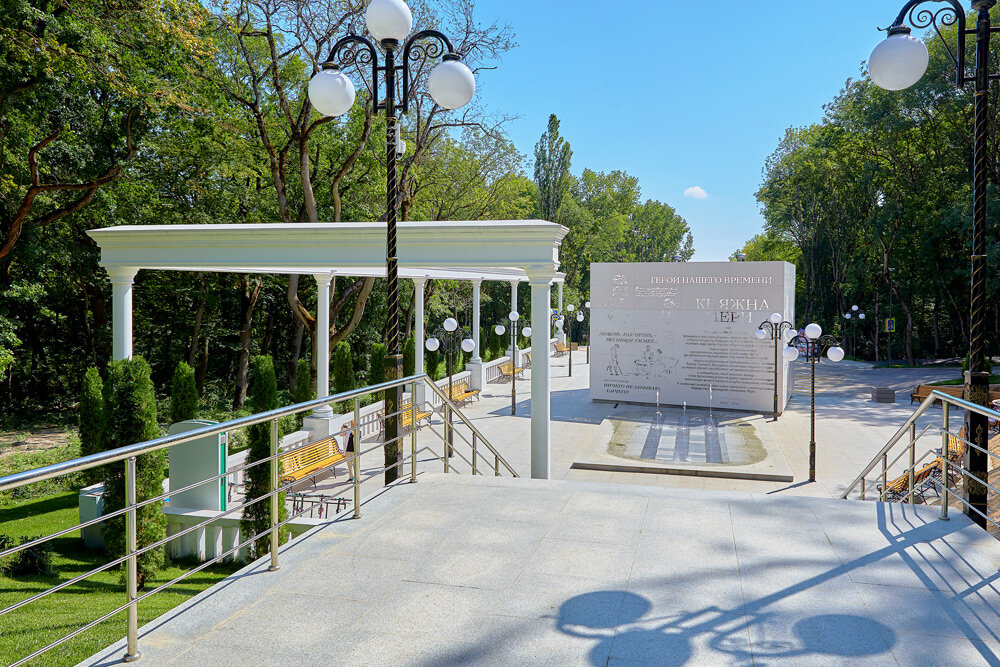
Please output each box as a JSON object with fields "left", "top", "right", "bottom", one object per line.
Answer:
{"left": 931, "top": 374, "right": 1000, "bottom": 386}
{"left": 0, "top": 438, "right": 84, "bottom": 506}
{"left": 0, "top": 492, "right": 241, "bottom": 665}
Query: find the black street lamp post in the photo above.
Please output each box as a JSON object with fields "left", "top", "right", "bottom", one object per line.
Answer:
{"left": 784, "top": 325, "right": 845, "bottom": 482}
{"left": 844, "top": 305, "right": 864, "bottom": 359}
{"left": 869, "top": 0, "right": 996, "bottom": 526}
{"left": 495, "top": 313, "right": 530, "bottom": 415}
{"left": 307, "top": 0, "right": 476, "bottom": 484}
{"left": 756, "top": 313, "right": 795, "bottom": 421}
{"left": 584, "top": 300, "right": 591, "bottom": 364}
{"left": 556, "top": 304, "right": 581, "bottom": 377}
{"left": 425, "top": 318, "right": 474, "bottom": 457}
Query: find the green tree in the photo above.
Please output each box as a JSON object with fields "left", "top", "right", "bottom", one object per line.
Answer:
{"left": 425, "top": 348, "right": 442, "bottom": 381}
{"left": 402, "top": 336, "right": 415, "bottom": 376}
{"left": 332, "top": 342, "right": 355, "bottom": 394}
{"left": 292, "top": 358, "right": 313, "bottom": 429}
{"left": 101, "top": 357, "right": 165, "bottom": 586}
{"left": 368, "top": 343, "right": 387, "bottom": 386}
{"left": 79, "top": 367, "right": 104, "bottom": 485}
{"left": 240, "top": 355, "right": 287, "bottom": 560}
{"left": 534, "top": 114, "right": 574, "bottom": 221}
{"left": 170, "top": 361, "right": 199, "bottom": 423}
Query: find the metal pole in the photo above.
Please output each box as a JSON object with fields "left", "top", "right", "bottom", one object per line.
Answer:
{"left": 908, "top": 422, "right": 916, "bottom": 504}
{"left": 353, "top": 397, "right": 361, "bottom": 518}
{"left": 809, "top": 345, "right": 816, "bottom": 482}
{"left": 772, "top": 328, "right": 779, "bottom": 421}
{"left": 881, "top": 453, "right": 888, "bottom": 502}
{"left": 941, "top": 402, "right": 950, "bottom": 520}
{"left": 383, "top": 41, "right": 403, "bottom": 485}
{"left": 965, "top": 0, "right": 994, "bottom": 529}
{"left": 444, "top": 404, "right": 451, "bottom": 473}
{"left": 268, "top": 417, "right": 279, "bottom": 572}
{"left": 123, "top": 457, "right": 140, "bottom": 662}
{"left": 495, "top": 453, "right": 500, "bottom": 477}
{"left": 472, "top": 432, "right": 478, "bottom": 475}
{"left": 511, "top": 322, "right": 517, "bottom": 416}
{"left": 568, "top": 316, "right": 573, "bottom": 377}
{"left": 447, "top": 347, "right": 454, "bottom": 457}
{"left": 411, "top": 382, "right": 418, "bottom": 483}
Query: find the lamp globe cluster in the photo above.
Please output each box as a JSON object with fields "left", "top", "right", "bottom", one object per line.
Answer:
{"left": 308, "top": 0, "right": 476, "bottom": 117}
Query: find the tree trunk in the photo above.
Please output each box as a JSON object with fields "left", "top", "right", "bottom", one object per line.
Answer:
{"left": 233, "top": 275, "right": 262, "bottom": 410}
{"left": 187, "top": 296, "right": 206, "bottom": 366}
{"left": 196, "top": 336, "right": 209, "bottom": 396}
{"left": 288, "top": 318, "right": 305, "bottom": 392}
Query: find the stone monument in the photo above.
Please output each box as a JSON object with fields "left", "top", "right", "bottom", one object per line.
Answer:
{"left": 589, "top": 261, "right": 796, "bottom": 413}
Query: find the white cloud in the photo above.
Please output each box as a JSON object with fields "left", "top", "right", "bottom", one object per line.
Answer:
{"left": 683, "top": 186, "right": 708, "bottom": 199}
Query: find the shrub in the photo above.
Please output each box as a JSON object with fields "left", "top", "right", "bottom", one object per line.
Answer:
{"left": 368, "top": 343, "right": 387, "bottom": 387}
{"left": 292, "top": 358, "right": 313, "bottom": 429}
{"left": 403, "top": 336, "right": 415, "bottom": 377}
{"left": 0, "top": 534, "right": 54, "bottom": 577}
{"left": 961, "top": 354, "right": 994, "bottom": 376}
{"left": 332, "top": 341, "right": 354, "bottom": 411}
{"left": 170, "top": 361, "right": 199, "bottom": 423}
{"left": 426, "top": 348, "right": 441, "bottom": 381}
{"left": 101, "top": 356, "right": 165, "bottom": 586}
{"left": 240, "top": 356, "right": 288, "bottom": 560}
{"left": 488, "top": 328, "right": 502, "bottom": 360}
{"left": 79, "top": 367, "right": 104, "bottom": 485}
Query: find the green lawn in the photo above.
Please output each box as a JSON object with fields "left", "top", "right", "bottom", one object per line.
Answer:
{"left": 931, "top": 374, "right": 1000, "bottom": 386}
{"left": 0, "top": 492, "right": 240, "bottom": 666}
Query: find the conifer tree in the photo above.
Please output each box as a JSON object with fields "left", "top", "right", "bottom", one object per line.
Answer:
{"left": 403, "top": 336, "right": 415, "bottom": 376}
{"left": 240, "top": 355, "right": 287, "bottom": 560}
{"left": 170, "top": 361, "right": 198, "bottom": 423}
{"left": 292, "top": 358, "right": 313, "bottom": 428}
{"left": 368, "top": 343, "right": 387, "bottom": 386}
{"left": 79, "top": 367, "right": 104, "bottom": 485}
{"left": 101, "top": 357, "right": 165, "bottom": 586}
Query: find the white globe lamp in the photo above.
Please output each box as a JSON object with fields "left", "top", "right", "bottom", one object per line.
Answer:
{"left": 443, "top": 317, "right": 458, "bottom": 332}
{"left": 365, "top": 0, "right": 413, "bottom": 42}
{"left": 845, "top": 312, "right": 852, "bottom": 320}
{"left": 783, "top": 346, "right": 800, "bottom": 362}
{"left": 852, "top": 305, "right": 859, "bottom": 311}
{"left": 522, "top": 326, "right": 531, "bottom": 338}
{"left": 567, "top": 304, "right": 575, "bottom": 312}
{"left": 494, "top": 324, "right": 505, "bottom": 336}
{"left": 428, "top": 56, "right": 476, "bottom": 109}
{"left": 461, "top": 338, "right": 475, "bottom": 353}
{"left": 585, "top": 301, "right": 591, "bottom": 308}
{"left": 577, "top": 313, "right": 584, "bottom": 322}
{"left": 755, "top": 329, "right": 767, "bottom": 341}
{"left": 308, "top": 68, "right": 356, "bottom": 117}
{"left": 509, "top": 311, "right": 519, "bottom": 323}
{"left": 859, "top": 313, "right": 866, "bottom": 320}
{"left": 769, "top": 312, "right": 782, "bottom": 324}
{"left": 869, "top": 29, "right": 929, "bottom": 91}
{"left": 425, "top": 337, "right": 440, "bottom": 352}
{"left": 804, "top": 323, "right": 823, "bottom": 340}
{"left": 827, "top": 346, "right": 845, "bottom": 362}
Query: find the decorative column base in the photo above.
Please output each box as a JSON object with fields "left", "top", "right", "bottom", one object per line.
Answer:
{"left": 302, "top": 414, "right": 340, "bottom": 440}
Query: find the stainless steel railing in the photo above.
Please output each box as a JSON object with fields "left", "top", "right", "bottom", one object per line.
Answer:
{"left": 0, "top": 373, "right": 512, "bottom": 666}
{"left": 841, "top": 389, "right": 1000, "bottom": 531}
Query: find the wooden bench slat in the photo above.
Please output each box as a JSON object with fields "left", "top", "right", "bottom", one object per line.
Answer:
{"left": 279, "top": 436, "right": 345, "bottom": 485}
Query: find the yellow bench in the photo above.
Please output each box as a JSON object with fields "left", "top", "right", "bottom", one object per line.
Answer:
{"left": 499, "top": 360, "right": 524, "bottom": 380}
{"left": 449, "top": 379, "right": 480, "bottom": 405}
{"left": 379, "top": 399, "right": 432, "bottom": 438}
{"left": 554, "top": 343, "right": 568, "bottom": 357}
{"left": 879, "top": 457, "right": 943, "bottom": 503}
{"left": 279, "top": 436, "right": 346, "bottom": 487}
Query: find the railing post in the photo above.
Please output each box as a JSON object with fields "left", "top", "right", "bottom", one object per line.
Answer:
{"left": 908, "top": 422, "right": 916, "bottom": 504}
{"left": 495, "top": 453, "right": 500, "bottom": 477}
{"left": 123, "top": 456, "right": 140, "bottom": 662}
{"left": 443, "top": 404, "right": 451, "bottom": 473}
{"left": 472, "top": 432, "right": 478, "bottom": 475}
{"left": 353, "top": 396, "right": 361, "bottom": 519}
{"left": 268, "top": 418, "right": 279, "bottom": 572}
{"left": 941, "top": 403, "right": 950, "bottom": 521}
{"left": 411, "top": 382, "right": 418, "bottom": 483}
{"left": 861, "top": 478, "right": 866, "bottom": 501}
{"left": 881, "top": 453, "right": 887, "bottom": 502}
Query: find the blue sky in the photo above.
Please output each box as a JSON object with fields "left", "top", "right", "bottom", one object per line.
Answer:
{"left": 471, "top": 0, "right": 902, "bottom": 260}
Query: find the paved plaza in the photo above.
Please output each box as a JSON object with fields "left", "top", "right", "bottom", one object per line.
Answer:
{"left": 81, "top": 474, "right": 1000, "bottom": 666}
{"left": 80, "top": 352, "right": 1000, "bottom": 665}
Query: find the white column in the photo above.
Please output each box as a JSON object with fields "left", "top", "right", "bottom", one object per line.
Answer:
{"left": 413, "top": 277, "right": 427, "bottom": 405}
{"left": 471, "top": 279, "right": 482, "bottom": 362}
{"left": 109, "top": 267, "right": 138, "bottom": 360}
{"left": 313, "top": 273, "right": 334, "bottom": 418}
{"left": 529, "top": 275, "right": 552, "bottom": 479}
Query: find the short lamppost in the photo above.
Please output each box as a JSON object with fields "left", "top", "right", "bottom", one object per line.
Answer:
{"left": 868, "top": 0, "right": 996, "bottom": 526}
{"left": 844, "top": 305, "right": 865, "bottom": 359}
{"left": 308, "top": 0, "right": 477, "bottom": 483}
{"left": 756, "top": 312, "right": 795, "bottom": 421}
{"left": 783, "top": 324, "right": 845, "bottom": 482}
{"left": 425, "top": 317, "right": 474, "bottom": 456}
{"left": 563, "top": 304, "right": 578, "bottom": 376}
{"left": 495, "top": 313, "right": 531, "bottom": 415}
{"left": 584, "top": 300, "right": 591, "bottom": 364}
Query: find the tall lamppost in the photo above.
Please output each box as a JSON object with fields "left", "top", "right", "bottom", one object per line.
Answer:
{"left": 560, "top": 303, "right": 578, "bottom": 377}
{"left": 868, "top": 0, "right": 996, "bottom": 525}
{"left": 756, "top": 312, "right": 795, "bottom": 421}
{"left": 425, "top": 317, "right": 474, "bottom": 456}
{"left": 307, "top": 0, "right": 476, "bottom": 483}
{"left": 584, "top": 300, "right": 591, "bottom": 364}
{"left": 495, "top": 313, "right": 531, "bottom": 415}
{"left": 783, "top": 324, "right": 845, "bottom": 482}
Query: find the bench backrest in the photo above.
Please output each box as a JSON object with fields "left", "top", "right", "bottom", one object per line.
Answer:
{"left": 500, "top": 361, "right": 512, "bottom": 374}
{"left": 281, "top": 436, "right": 341, "bottom": 472}
{"left": 450, "top": 380, "right": 468, "bottom": 399}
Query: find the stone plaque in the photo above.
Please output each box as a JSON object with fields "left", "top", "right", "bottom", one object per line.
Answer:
{"left": 589, "top": 261, "right": 796, "bottom": 413}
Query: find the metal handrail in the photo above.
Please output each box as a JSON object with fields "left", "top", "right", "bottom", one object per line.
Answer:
{"left": 0, "top": 374, "right": 512, "bottom": 666}
{"left": 842, "top": 390, "right": 1000, "bottom": 499}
